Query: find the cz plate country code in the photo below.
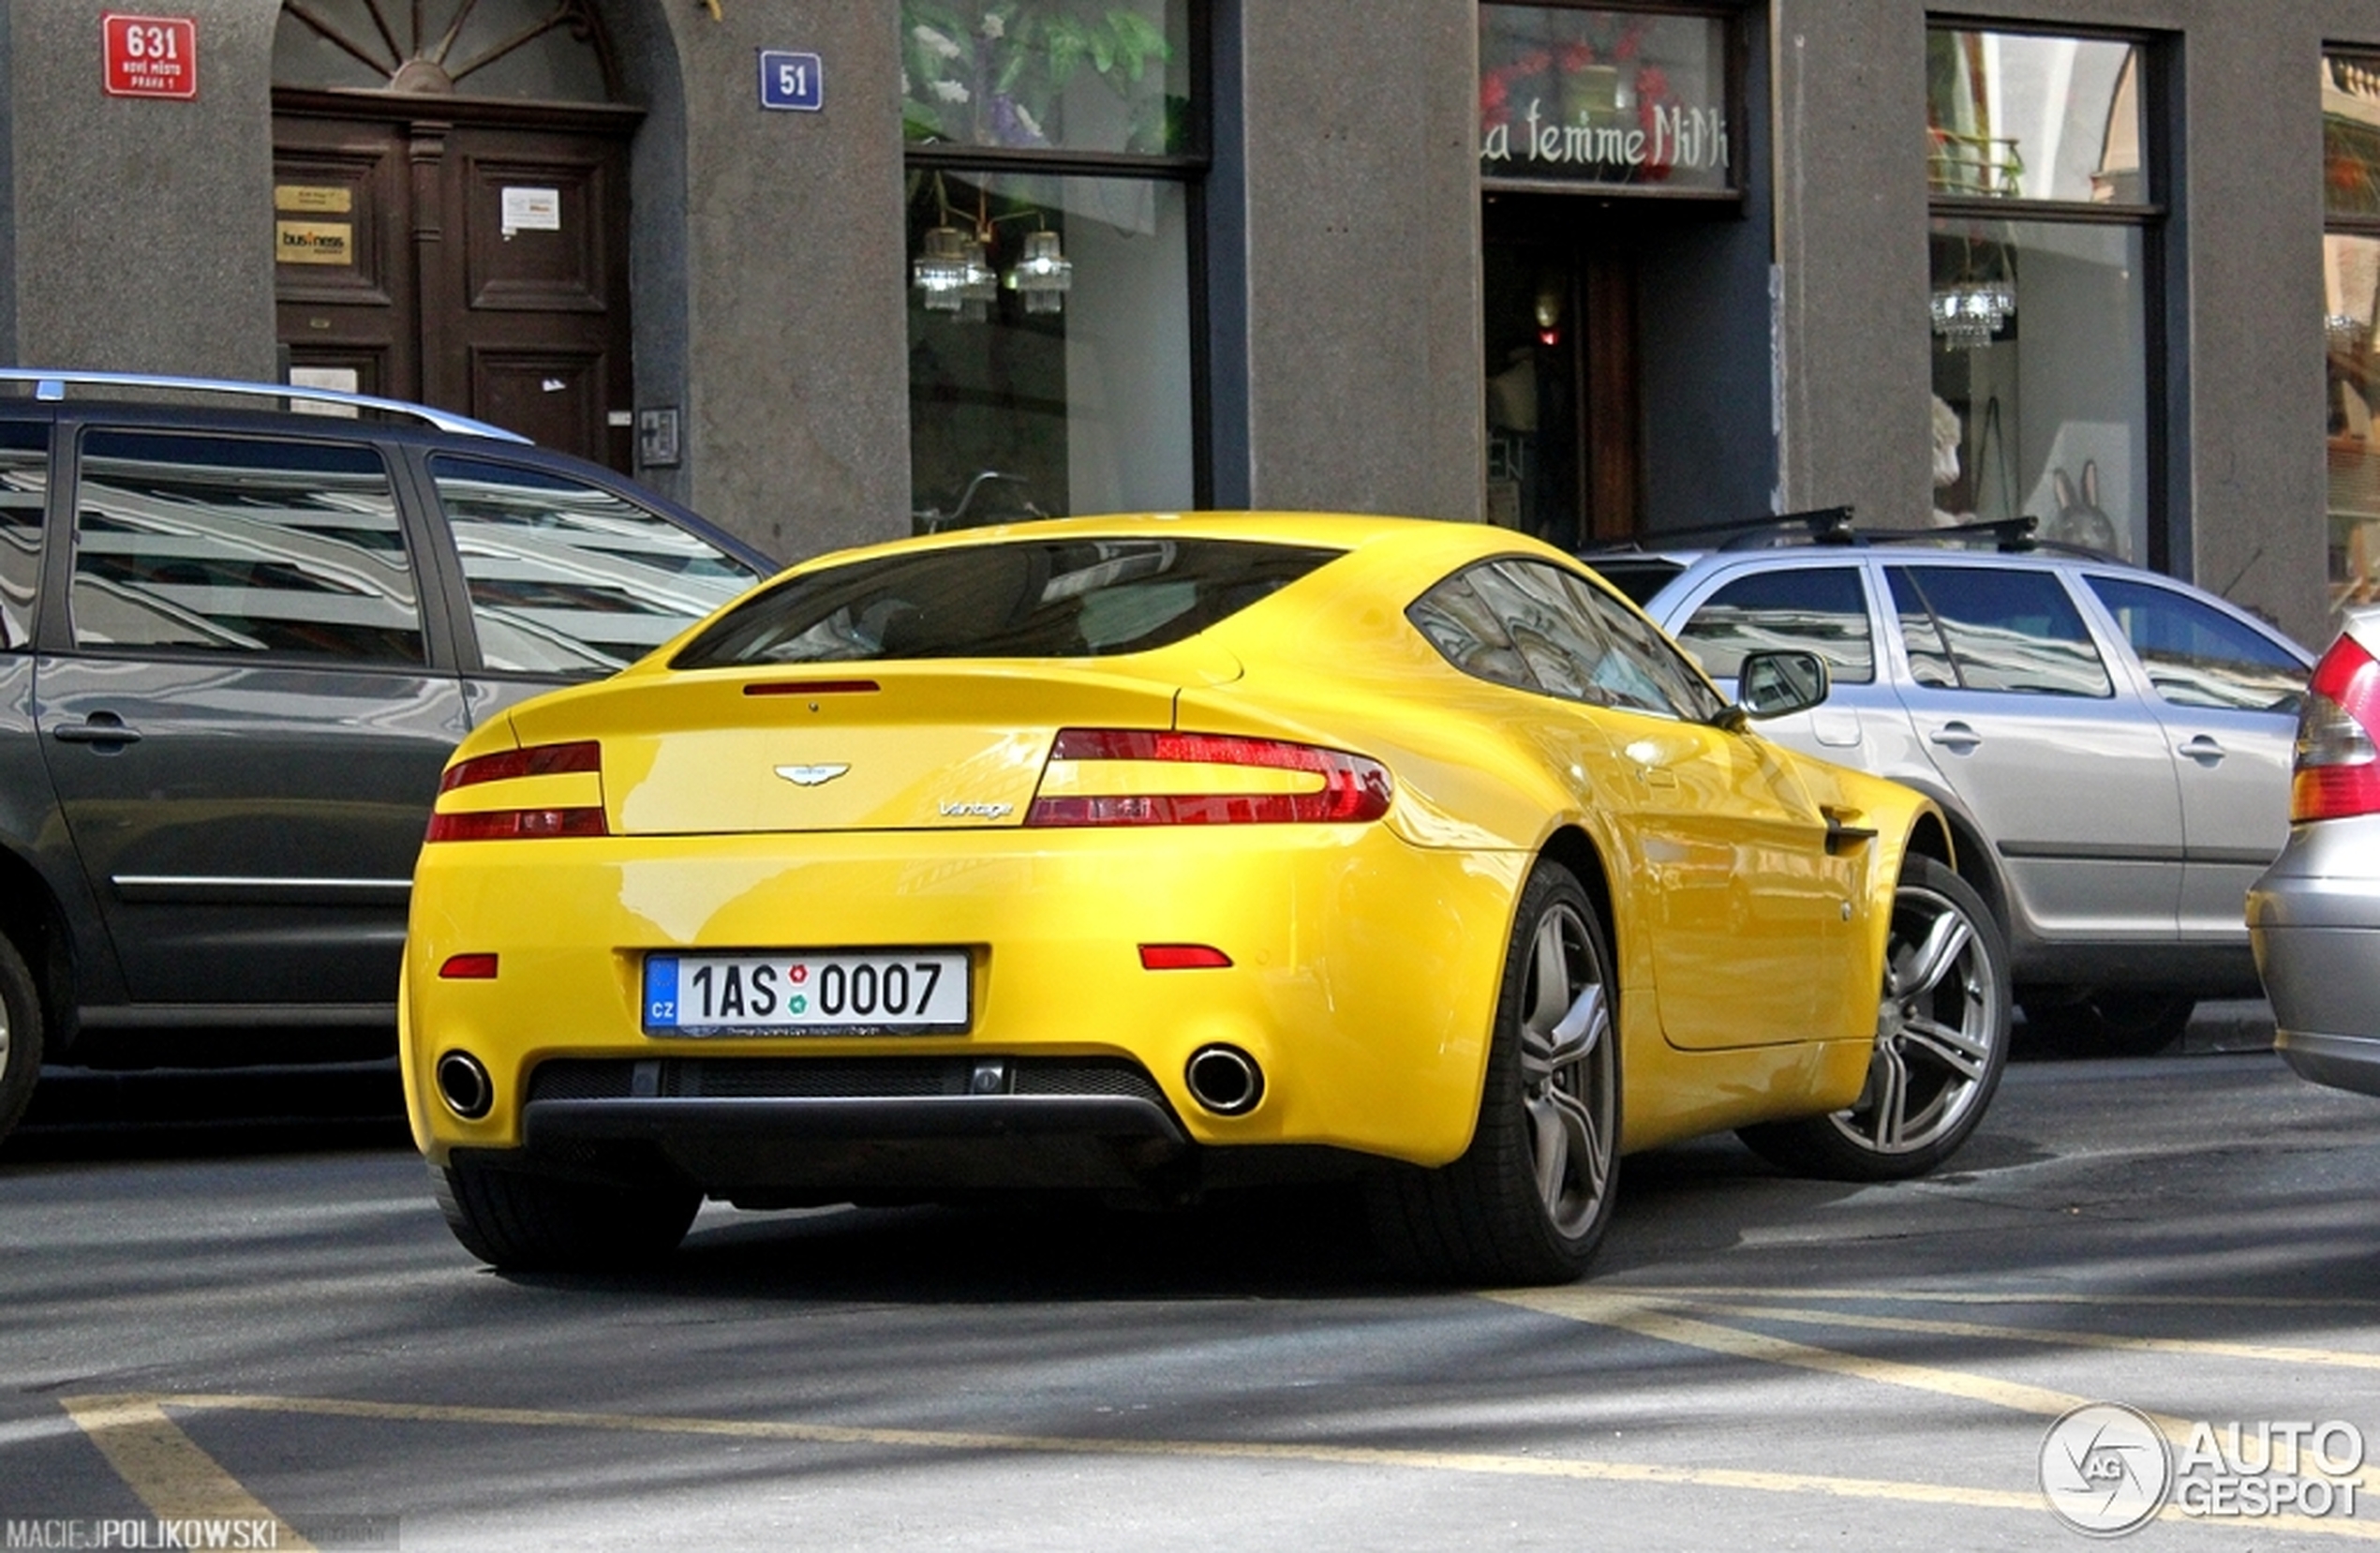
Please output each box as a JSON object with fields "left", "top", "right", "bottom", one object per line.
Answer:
{"left": 644, "top": 950, "right": 970, "bottom": 1035}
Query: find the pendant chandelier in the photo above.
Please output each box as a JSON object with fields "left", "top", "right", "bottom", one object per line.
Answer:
{"left": 912, "top": 176, "right": 1070, "bottom": 321}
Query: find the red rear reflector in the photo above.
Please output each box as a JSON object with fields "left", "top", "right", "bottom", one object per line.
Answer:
{"left": 2292, "top": 635, "right": 2380, "bottom": 822}
{"left": 439, "top": 739, "right": 601, "bottom": 793}
{"left": 745, "top": 679, "right": 881, "bottom": 697}
{"left": 428, "top": 739, "right": 608, "bottom": 843}
{"left": 439, "top": 953, "right": 499, "bottom": 980}
{"left": 1027, "top": 728, "right": 1392, "bottom": 827}
{"left": 1138, "top": 944, "right": 1234, "bottom": 970}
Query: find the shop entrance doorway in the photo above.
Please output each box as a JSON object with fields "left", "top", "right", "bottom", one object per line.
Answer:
{"left": 1483, "top": 207, "right": 1642, "bottom": 549}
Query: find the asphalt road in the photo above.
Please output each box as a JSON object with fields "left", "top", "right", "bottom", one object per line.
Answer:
{"left": 5, "top": 1021, "right": 2380, "bottom": 1550}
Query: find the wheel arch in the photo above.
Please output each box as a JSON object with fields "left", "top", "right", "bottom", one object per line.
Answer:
{"left": 0, "top": 842, "right": 80, "bottom": 1058}
{"left": 1889, "top": 781, "right": 2009, "bottom": 940}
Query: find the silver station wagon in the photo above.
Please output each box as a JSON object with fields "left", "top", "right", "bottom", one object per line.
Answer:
{"left": 1603, "top": 529, "right": 2313, "bottom": 1054}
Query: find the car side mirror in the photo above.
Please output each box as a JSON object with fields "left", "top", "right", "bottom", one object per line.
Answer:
{"left": 1733, "top": 650, "right": 1830, "bottom": 722}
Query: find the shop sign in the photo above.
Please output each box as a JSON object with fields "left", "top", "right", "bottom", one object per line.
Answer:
{"left": 275, "top": 221, "right": 351, "bottom": 266}
{"left": 103, "top": 13, "right": 197, "bottom": 100}
{"left": 1480, "top": 6, "right": 1732, "bottom": 193}
{"left": 275, "top": 185, "right": 352, "bottom": 216}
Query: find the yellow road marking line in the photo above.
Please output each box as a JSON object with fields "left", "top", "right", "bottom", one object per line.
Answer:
{"left": 91, "top": 1390, "right": 2045, "bottom": 1516}
{"left": 1626, "top": 1284, "right": 2380, "bottom": 1311}
{"left": 1629, "top": 1294, "right": 2380, "bottom": 1372}
{"left": 1488, "top": 1289, "right": 2380, "bottom": 1540}
{"left": 58, "top": 1394, "right": 315, "bottom": 1551}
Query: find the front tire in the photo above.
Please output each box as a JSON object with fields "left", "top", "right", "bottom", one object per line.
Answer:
{"left": 1738, "top": 856, "right": 2010, "bottom": 1181}
{"left": 2020, "top": 991, "right": 2194, "bottom": 1057}
{"left": 434, "top": 1159, "right": 699, "bottom": 1273}
{"left": 1369, "top": 861, "right": 1619, "bottom": 1285}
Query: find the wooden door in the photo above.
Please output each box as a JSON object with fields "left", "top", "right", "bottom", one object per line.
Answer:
{"left": 275, "top": 114, "right": 633, "bottom": 471}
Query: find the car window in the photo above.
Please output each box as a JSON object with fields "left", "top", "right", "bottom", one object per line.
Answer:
{"left": 69, "top": 429, "right": 425, "bottom": 664}
{"left": 430, "top": 455, "right": 763, "bottom": 677}
{"left": 1563, "top": 570, "right": 1731, "bottom": 723}
{"left": 1886, "top": 565, "right": 2113, "bottom": 697}
{"left": 0, "top": 421, "right": 45, "bottom": 650}
{"left": 1465, "top": 560, "right": 1644, "bottom": 708}
{"left": 1407, "top": 572, "right": 1538, "bottom": 691}
{"left": 2082, "top": 575, "right": 2305, "bottom": 713}
{"left": 1675, "top": 566, "right": 1875, "bottom": 684}
{"left": 673, "top": 539, "right": 1335, "bottom": 666}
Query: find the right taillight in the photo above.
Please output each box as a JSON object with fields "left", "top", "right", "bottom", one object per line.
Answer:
{"left": 2292, "top": 635, "right": 2380, "bottom": 822}
{"left": 1026, "top": 728, "right": 1392, "bottom": 827}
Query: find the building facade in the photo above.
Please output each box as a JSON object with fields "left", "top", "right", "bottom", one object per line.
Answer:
{"left": 0, "top": 1, "right": 2367, "bottom": 646}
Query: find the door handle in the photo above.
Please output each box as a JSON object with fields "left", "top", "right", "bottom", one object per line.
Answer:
{"left": 2178, "top": 734, "right": 2226, "bottom": 765}
{"left": 52, "top": 714, "right": 143, "bottom": 746}
{"left": 1927, "top": 722, "right": 1983, "bottom": 753}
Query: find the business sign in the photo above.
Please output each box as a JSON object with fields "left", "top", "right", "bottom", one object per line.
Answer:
{"left": 1479, "top": 6, "right": 1732, "bottom": 193}
{"left": 759, "top": 50, "right": 824, "bottom": 112}
{"left": 103, "top": 13, "right": 197, "bottom": 100}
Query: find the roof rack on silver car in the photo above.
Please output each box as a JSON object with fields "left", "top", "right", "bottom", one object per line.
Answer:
{"left": 0, "top": 367, "right": 532, "bottom": 443}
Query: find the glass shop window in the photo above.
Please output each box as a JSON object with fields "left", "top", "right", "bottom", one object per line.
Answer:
{"left": 1925, "top": 27, "right": 2162, "bottom": 570}
{"left": 900, "top": 2, "right": 1204, "bottom": 528}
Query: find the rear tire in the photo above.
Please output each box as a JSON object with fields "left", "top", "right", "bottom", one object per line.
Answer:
{"left": 0, "top": 933, "right": 41, "bottom": 1147}
{"left": 1368, "top": 861, "right": 1619, "bottom": 1285}
{"left": 434, "top": 1160, "right": 698, "bottom": 1273}
{"left": 1738, "top": 856, "right": 2009, "bottom": 1181}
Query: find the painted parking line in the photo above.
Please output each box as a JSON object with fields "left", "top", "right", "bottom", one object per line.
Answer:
{"left": 59, "top": 1285, "right": 2380, "bottom": 1543}
{"left": 64, "top": 1388, "right": 2045, "bottom": 1525}
{"left": 57, "top": 1394, "right": 315, "bottom": 1551}
{"left": 1490, "top": 1287, "right": 2380, "bottom": 1540}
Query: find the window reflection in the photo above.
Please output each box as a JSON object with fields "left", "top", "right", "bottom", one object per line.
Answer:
{"left": 70, "top": 431, "right": 424, "bottom": 664}
{"left": 0, "top": 424, "right": 45, "bottom": 651}
{"left": 1679, "top": 567, "right": 1874, "bottom": 683}
{"left": 2084, "top": 575, "right": 2305, "bottom": 713}
{"left": 1926, "top": 31, "right": 2143, "bottom": 204}
{"left": 1890, "top": 565, "right": 2113, "bottom": 697}
{"left": 431, "top": 456, "right": 759, "bottom": 677}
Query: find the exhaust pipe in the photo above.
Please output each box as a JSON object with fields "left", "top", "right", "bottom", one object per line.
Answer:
{"left": 1184, "top": 1044, "right": 1263, "bottom": 1116}
{"left": 436, "top": 1051, "right": 494, "bottom": 1120}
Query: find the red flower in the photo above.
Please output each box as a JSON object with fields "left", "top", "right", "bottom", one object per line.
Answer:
{"left": 1559, "top": 43, "right": 1595, "bottom": 72}
{"left": 1481, "top": 72, "right": 1509, "bottom": 116}
{"left": 1635, "top": 66, "right": 1669, "bottom": 103}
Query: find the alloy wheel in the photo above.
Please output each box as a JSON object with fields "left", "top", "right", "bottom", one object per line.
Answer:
{"left": 1516, "top": 901, "right": 1615, "bottom": 1236}
{"left": 1829, "top": 878, "right": 2001, "bottom": 1157}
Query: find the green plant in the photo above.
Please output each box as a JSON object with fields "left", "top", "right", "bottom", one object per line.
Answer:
{"left": 901, "top": 1, "right": 1178, "bottom": 153}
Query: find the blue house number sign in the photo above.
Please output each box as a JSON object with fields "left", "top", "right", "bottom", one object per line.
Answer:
{"left": 759, "top": 50, "right": 824, "bottom": 112}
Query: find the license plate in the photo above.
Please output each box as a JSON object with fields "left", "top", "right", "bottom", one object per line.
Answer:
{"left": 642, "top": 950, "right": 970, "bottom": 1036}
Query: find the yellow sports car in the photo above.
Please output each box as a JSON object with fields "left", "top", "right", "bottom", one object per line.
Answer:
{"left": 403, "top": 514, "right": 2010, "bottom": 1283}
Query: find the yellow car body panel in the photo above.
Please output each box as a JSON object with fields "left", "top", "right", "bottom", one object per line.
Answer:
{"left": 404, "top": 513, "right": 1941, "bottom": 1187}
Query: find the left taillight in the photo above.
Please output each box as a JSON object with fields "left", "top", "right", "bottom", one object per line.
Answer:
{"left": 2292, "top": 634, "right": 2380, "bottom": 823}
{"left": 1025, "top": 728, "right": 1392, "bottom": 827}
{"left": 426, "top": 739, "right": 608, "bottom": 842}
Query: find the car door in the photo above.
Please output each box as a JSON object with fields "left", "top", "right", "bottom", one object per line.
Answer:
{"left": 2075, "top": 573, "right": 2310, "bottom": 942}
{"left": 35, "top": 423, "right": 469, "bottom": 1009}
{"left": 1882, "top": 561, "right": 2182, "bottom": 945}
{"left": 416, "top": 451, "right": 766, "bottom": 726}
{"left": 1461, "top": 560, "right": 1851, "bottom": 1049}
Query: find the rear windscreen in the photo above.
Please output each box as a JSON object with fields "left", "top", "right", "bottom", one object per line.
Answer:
{"left": 671, "top": 538, "right": 1339, "bottom": 666}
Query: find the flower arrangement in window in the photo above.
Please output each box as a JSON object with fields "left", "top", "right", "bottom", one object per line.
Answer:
{"left": 901, "top": 2, "right": 1180, "bottom": 154}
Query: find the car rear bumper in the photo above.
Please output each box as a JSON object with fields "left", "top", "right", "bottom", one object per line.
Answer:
{"left": 2248, "top": 817, "right": 2380, "bottom": 1093}
{"left": 403, "top": 825, "right": 1527, "bottom": 1176}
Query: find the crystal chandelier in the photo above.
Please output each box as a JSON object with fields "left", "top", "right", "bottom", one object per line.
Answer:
{"left": 912, "top": 226, "right": 993, "bottom": 315}
{"left": 1930, "top": 278, "right": 2016, "bottom": 351}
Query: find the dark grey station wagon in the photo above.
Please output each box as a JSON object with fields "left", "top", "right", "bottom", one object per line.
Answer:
{"left": 0, "top": 371, "right": 772, "bottom": 1142}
